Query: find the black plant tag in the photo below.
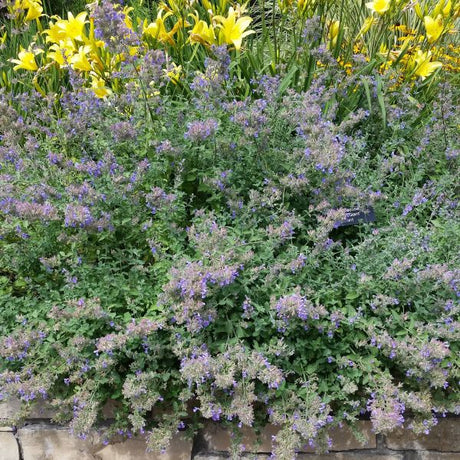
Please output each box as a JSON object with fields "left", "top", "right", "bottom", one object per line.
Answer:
{"left": 336, "top": 207, "right": 375, "bottom": 228}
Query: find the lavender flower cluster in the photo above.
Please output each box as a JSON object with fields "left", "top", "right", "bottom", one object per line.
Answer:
{"left": 0, "top": 45, "right": 459, "bottom": 459}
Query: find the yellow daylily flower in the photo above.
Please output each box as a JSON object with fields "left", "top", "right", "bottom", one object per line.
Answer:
{"left": 70, "top": 46, "right": 92, "bottom": 72}
{"left": 328, "top": 20, "right": 340, "bottom": 48}
{"left": 24, "top": 0, "right": 42, "bottom": 21}
{"left": 57, "top": 12, "right": 88, "bottom": 42}
{"left": 214, "top": 7, "right": 254, "bottom": 51}
{"left": 201, "top": 0, "right": 228, "bottom": 15}
{"left": 297, "top": 0, "right": 309, "bottom": 14}
{"left": 424, "top": 15, "right": 444, "bottom": 42}
{"left": 7, "top": 0, "right": 42, "bottom": 21}
{"left": 8, "top": 0, "right": 22, "bottom": 16}
{"left": 413, "top": 50, "right": 442, "bottom": 79}
{"left": 379, "top": 43, "right": 389, "bottom": 56}
{"left": 188, "top": 13, "right": 217, "bottom": 46}
{"left": 143, "top": 11, "right": 180, "bottom": 45}
{"left": 43, "top": 21, "right": 66, "bottom": 43}
{"left": 47, "top": 47, "right": 66, "bottom": 67}
{"left": 433, "top": 0, "right": 451, "bottom": 17}
{"left": 366, "top": 0, "right": 391, "bottom": 15}
{"left": 234, "top": 2, "right": 249, "bottom": 17}
{"left": 278, "top": 0, "right": 290, "bottom": 13}
{"left": 0, "top": 30, "right": 7, "bottom": 47}
{"left": 123, "top": 6, "right": 134, "bottom": 30}
{"left": 90, "top": 74, "right": 112, "bottom": 98}
{"left": 83, "top": 18, "right": 106, "bottom": 49}
{"left": 202, "top": 0, "right": 213, "bottom": 11}
{"left": 357, "top": 16, "right": 378, "bottom": 38}
{"left": 47, "top": 39, "right": 75, "bottom": 67}
{"left": 159, "top": 0, "right": 191, "bottom": 15}
{"left": 414, "top": 2, "right": 425, "bottom": 20}
{"left": 10, "top": 46, "right": 42, "bottom": 71}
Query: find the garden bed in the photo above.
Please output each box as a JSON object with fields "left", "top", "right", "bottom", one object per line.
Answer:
{"left": 0, "top": 1, "right": 459, "bottom": 459}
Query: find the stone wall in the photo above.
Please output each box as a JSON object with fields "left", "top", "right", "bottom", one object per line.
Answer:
{"left": 1, "top": 401, "right": 459, "bottom": 460}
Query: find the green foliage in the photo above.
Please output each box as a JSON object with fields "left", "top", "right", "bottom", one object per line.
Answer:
{"left": 42, "top": 0, "right": 87, "bottom": 15}
{"left": 0, "top": 3, "right": 459, "bottom": 458}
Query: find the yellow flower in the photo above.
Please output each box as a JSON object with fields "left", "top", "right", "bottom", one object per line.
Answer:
{"left": 366, "top": 0, "right": 391, "bottom": 15}
{"left": 90, "top": 74, "right": 112, "bottom": 98}
{"left": 433, "top": 0, "right": 451, "bottom": 18}
{"left": 379, "top": 43, "right": 389, "bottom": 56}
{"left": 160, "top": 0, "right": 193, "bottom": 15}
{"left": 413, "top": 50, "right": 442, "bottom": 79}
{"left": 7, "top": 0, "right": 42, "bottom": 21}
{"left": 47, "top": 39, "right": 75, "bottom": 67}
{"left": 188, "top": 13, "right": 216, "bottom": 46}
{"left": 414, "top": 2, "right": 425, "bottom": 20}
{"left": 128, "top": 46, "right": 139, "bottom": 56}
{"left": 201, "top": 0, "right": 229, "bottom": 15}
{"left": 214, "top": 7, "right": 254, "bottom": 51}
{"left": 378, "top": 43, "right": 401, "bottom": 62}
{"left": 23, "top": 0, "right": 42, "bottom": 21}
{"left": 337, "top": 57, "right": 352, "bottom": 75}
{"left": 43, "top": 21, "right": 66, "bottom": 43}
{"left": 143, "top": 11, "right": 181, "bottom": 45}
{"left": 424, "top": 15, "right": 444, "bottom": 42}
{"left": 10, "top": 46, "right": 42, "bottom": 71}
{"left": 166, "top": 63, "right": 182, "bottom": 84}
{"left": 83, "top": 18, "right": 106, "bottom": 49}
{"left": 57, "top": 12, "right": 88, "bottom": 42}
{"left": 328, "top": 20, "right": 340, "bottom": 48}
{"left": 0, "top": 30, "right": 7, "bottom": 46}
{"left": 123, "top": 6, "right": 134, "bottom": 30}
{"left": 7, "top": 0, "right": 21, "bottom": 18}
{"left": 70, "top": 45, "right": 92, "bottom": 72}
{"left": 357, "top": 16, "right": 378, "bottom": 38}
{"left": 202, "top": 0, "right": 213, "bottom": 10}
{"left": 390, "top": 24, "right": 415, "bottom": 35}
{"left": 297, "top": 0, "right": 310, "bottom": 14}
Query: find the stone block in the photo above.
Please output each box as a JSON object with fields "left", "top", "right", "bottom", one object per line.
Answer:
{"left": 325, "top": 422, "right": 376, "bottom": 451}
{"left": 0, "top": 399, "right": 21, "bottom": 422}
{"left": 101, "top": 399, "right": 122, "bottom": 420}
{"left": 385, "top": 418, "right": 460, "bottom": 452}
{"left": 0, "top": 432, "right": 20, "bottom": 460}
{"left": 0, "top": 398, "right": 58, "bottom": 421}
{"left": 195, "top": 454, "right": 403, "bottom": 460}
{"left": 201, "top": 421, "right": 279, "bottom": 453}
{"left": 296, "top": 454, "right": 404, "bottom": 460}
{"left": 0, "top": 427, "right": 13, "bottom": 432}
{"left": 18, "top": 425, "right": 98, "bottom": 460}
{"left": 200, "top": 421, "right": 375, "bottom": 454}
{"left": 193, "top": 456, "right": 229, "bottom": 460}
{"left": 408, "top": 454, "right": 460, "bottom": 460}
{"left": 194, "top": 456, "right": 270, "bottom": 460}
{"left": 94, "top": 432, "right": 192, "bottom": 460}
{"left": 27, "top": 400, "right": 59, "bottom": 419}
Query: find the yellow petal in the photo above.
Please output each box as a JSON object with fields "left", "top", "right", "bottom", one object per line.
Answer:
{"left": 415, "top": 60, "right": 442, "bottom": 79}
{"left": 424, "top": 15, "right": 444, "bottom": 42}
{"left": 91, "top": 75, "right": 112, "bottom": 98}
{"left": 413, "top": 50, "right": 442, "bottom": 79}
{"left": 366, "top": 0, "right": 390, "bottom": 14}
{"left": 24, "top": 1, "right": 42, "bottom": 21}
{"left": 70, "top": 46, "right": 92, "bottom": 72}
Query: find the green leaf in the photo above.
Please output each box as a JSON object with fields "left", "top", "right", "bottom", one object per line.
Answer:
{"left": 345, "top": 291, "right": 360, "bottom": 300}
{"left": 376, "top": 76, "right": 386, "bottom": 128}
{"left": 278, "top": 64, "right": 298, "bottom": 96}
{"left": 361, "top": 77, "right": 372, "bottom": 112}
